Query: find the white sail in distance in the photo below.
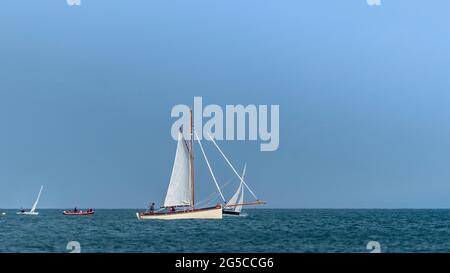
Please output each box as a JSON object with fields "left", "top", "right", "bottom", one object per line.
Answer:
{"left": 30, "top": 185, "right": 43, "bottom": 213}
{"left": 164, "top": 130, "right": 192, "bottom": 207}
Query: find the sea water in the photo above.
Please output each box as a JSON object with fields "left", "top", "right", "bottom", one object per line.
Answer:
{"left": 1, "top": 209, "right": 450, "bottom": 253}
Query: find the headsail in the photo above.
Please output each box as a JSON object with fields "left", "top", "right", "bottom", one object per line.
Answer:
{"left": 227, "top": 183, "right": 241, "bottom": 207}
{"left": 226, "top": 164, "right": 246, "bottom": 213}
{"left": 30, "top": 185, "right": 43, "bottom": 213}
{"left": 164, "top": 130, "right": 192, "bottom": 207}
{"left": 236, "top": 183, "right": 244, "bottom": 213}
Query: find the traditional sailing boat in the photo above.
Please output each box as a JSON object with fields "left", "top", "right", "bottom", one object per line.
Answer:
{"left": 17, "top": 185, "right": 44, "bottom": 216}
{"left": 136, "top": 110, "right": 222, "bottom": 220}
{"left": 136, "top": 110, "right": 266, "bottom": 220}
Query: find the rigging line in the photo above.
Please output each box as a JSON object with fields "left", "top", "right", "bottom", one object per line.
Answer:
{"left": 206, "top": 133, "right": 259, "bottom": 200}
{"left": 194, "top": 130, "right": 226, "bottom": 203}
{"left": 219, "top": 176, "right": 235, "bottom": 192}
{"left": 198, "top": 192, "right": 219, "bottom": 207}
{"left": 195, "top": 192, "right": 219, "bottom": 207}
{"left": 195, "top": 176, "right": 236, "bottom": 207}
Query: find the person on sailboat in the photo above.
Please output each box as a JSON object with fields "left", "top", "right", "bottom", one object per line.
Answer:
{"left": 150, "top": 203, "right": 155, "bottom": 213}
{"left": 170, "top": 206, "right": 176, "bottom": 213}
{"left": 74, "top": 207, "right": 78, "bottom": 213}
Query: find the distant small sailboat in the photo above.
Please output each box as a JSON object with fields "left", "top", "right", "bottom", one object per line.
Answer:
{"left": 17, "top": 185, "right": 44, "bottom": 216}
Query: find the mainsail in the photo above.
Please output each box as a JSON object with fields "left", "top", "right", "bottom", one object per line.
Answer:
{"left": 164, "top": 130, "right": 192, "bottom": 207}
{"left": 30, "top": 185, "right": 43, "bottom": 213}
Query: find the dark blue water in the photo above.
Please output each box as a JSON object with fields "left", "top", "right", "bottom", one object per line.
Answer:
{"left": 1, "top": 209, "right": 450, "bottom": 252}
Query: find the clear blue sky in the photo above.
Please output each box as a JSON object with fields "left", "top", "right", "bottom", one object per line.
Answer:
{"left": 1, "top": 1, "right": 450, "bottom": 208}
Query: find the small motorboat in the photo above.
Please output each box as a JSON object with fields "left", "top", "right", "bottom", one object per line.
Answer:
{"left": 63, "top": 209, "right": 95, "bottom": 216}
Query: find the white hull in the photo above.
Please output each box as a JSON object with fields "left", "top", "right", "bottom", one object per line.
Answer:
{"left": 136, "top": 207, "right": 222, "bottom": 220}
{"left": 16, "top": 211, "right": 39, "bottom": 215}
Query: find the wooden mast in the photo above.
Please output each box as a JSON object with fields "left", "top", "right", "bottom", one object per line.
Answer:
{"left": 190, "top": 109, "right": 195, "bottom": 209}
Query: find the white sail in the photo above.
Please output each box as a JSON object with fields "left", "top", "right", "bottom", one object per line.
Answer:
{"left": 226, "top": 164, "right": 246, "bottom": 213}
{"left": 164, "top": 131, "right": 192, "bottom": 207}
{"left": 235, "top": 184, "right": 244, "bottom": 213}
{"left": 227, "top": 183, "right": 242, "bottom": 207}
{"left": 30, "top": 185, "right": 43, "bottom": 213}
